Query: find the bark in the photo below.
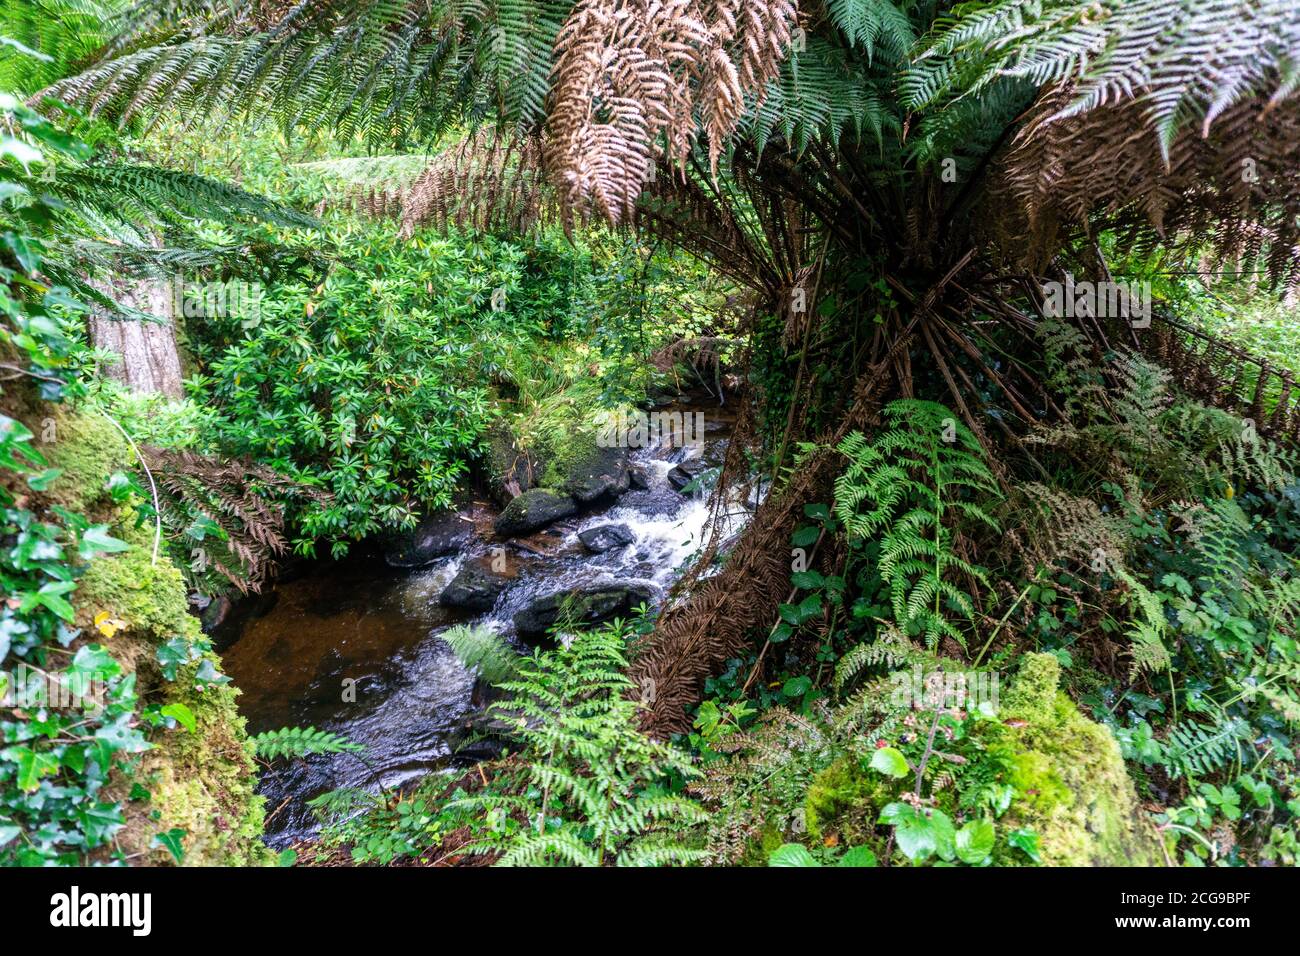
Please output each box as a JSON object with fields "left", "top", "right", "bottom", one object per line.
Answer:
{"left": 90, "top": 278, "right": 184, "bottom": 399}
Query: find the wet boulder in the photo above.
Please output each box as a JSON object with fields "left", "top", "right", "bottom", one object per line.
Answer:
{"left": 384, "top": 508, "right": 473, "bottom": 568}
{"left": 439, "top": 563, "right": 510, "bottom": 613}
{"left": 513, "top": 583, "right": 657, "bottom": 638}
{"left": 578, "top": 523, "right": 636, "bottom": 553}
{"left": 494, "top": 489, "right": 578, "bottom": 538}
{"left": 559, "top": 443, "right": 631, "bottom": 504}
{"left": 667, "top": 457, "right": 710, "bottom": 492}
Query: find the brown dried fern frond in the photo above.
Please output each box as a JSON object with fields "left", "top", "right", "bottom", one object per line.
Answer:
{"left": 547, "top": 0, "right": 797, "bottom": 225}
{"left": 142, "top": 446, "right": 331, "bottom": 594}
{"left": 341, "top": 130, "right": 558, "bottom": 236}
{"left": 985, "top": 87, "right": 1300, "bottom": 290}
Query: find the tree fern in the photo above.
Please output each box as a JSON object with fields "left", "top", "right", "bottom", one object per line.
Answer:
{"left": 836, "top": 400, "right": 1001, "bottom": 649}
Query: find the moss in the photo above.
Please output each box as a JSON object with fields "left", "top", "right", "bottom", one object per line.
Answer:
{"left": 44, "top": 409, "right": 127, "bottom": 510}
{"left": 993, "top": 653, "right": 1163, "bottom": 866}
{"left": 49, "top": 408, "right": 271, "bottom": 866}
{"left": 539, "top": 427, "right": 597, "bottom": 490}
{"left": 739, "top": 822, "right": 788, "bottom": 867}
{"left": 803, "top": 756, "right": 891, "bottom": 847}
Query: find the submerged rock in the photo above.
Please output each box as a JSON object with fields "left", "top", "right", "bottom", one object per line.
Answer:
{"left": 383, "top": 508, "right": 472, "bottom": 568}
{"left": 513, "top": 583, "right": 657, "bottom": 638}
{"left": 439, "top": 563, "right": 510, "bottom": 612}
{"left": 493, "top": 489, "right": 579, "bottom": 537}
{"left": 578, "top": 523, "right": 636, "bottom": 553}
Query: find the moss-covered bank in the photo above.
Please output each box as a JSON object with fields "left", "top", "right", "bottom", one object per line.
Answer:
{"left": 49, "top": 410, "right": 270, "bottom": 866}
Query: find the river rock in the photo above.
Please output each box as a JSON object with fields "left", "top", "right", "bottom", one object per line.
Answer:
{"left": 439, "top": 563, "right": 510, "bottom": 612}
{"left": 494, "top": 488, "right": 578, "bottom": 537}
{"left": 384, "top": 508, "right": 472, "bottom": 568}
{"left": 485, "top": 421, "right": 542, "bottom": 507}
{"left": 561, "top": 443, "right": 631, "bottom": 503}
{"left": 513, "top": 583, "right": 657, "bottom": 638}
{"left": 578, "top": 523, "right": 635, "bottom": 553}
{"left": 628, "top": 466, "right": 651, "bottom": 490}
{"left": 667, "top": 457, "right": 710, "bottom": 492}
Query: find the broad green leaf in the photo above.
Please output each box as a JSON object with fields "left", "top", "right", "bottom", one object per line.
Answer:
{"left": 160, "top": 702, "right": 197, "bottom": 734}
{"left": 768, "top": 843, "right": 818, "bottom": 867}
{"left": 955, "top": 818, "right": 995, "bottom": 865}
{"left": 836, "top": 846, "right": 877, "bottom": 867}
{"left": 1008, "top": 828, "right": 1042, "bottom": 864}
{"left": 151, "top": 828, "right": 186, "bottom": 864}
{"left": 870, "top": 746, "right": 910, "bottom": 778}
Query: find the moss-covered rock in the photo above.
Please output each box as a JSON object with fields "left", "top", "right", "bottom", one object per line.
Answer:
{"left": 493, "top": 487, "right": 578, "bottom": 537}
{"left": 540, "top": 430, "right": 630, "bottom": 503}
{"left": 993, "top": 653, "right": 1163, "bottom": 866}
{"left": 48, "top": 409, "right": 271, "bottom": 866}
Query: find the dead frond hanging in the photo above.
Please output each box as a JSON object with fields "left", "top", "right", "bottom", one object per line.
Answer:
{"left": 547, "top": 0, "right": 797, "bottom": 224}
{"left": 984, "top": 88, "right": 1300, "bottom": 290}
{"left": 142, "top": 447, "right": 331, "bottom": 594}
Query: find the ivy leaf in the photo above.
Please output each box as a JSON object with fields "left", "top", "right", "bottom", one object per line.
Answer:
{"left": 955, "top": 818, "right": 995, "bottom": 865}
{"left": 25, "top": 467, "right": 62, "bottom": 491}
{"left": 78, "top": 525, "right": 130, "bottom": 559}
{"left": 870, "top": 746, "right": 910, "bottom": 778}
{"left": 4, "top": 745, "right": 59, "bottom": 792}
{"left": 151, "top": 828, "right": 187, "bottom": 864}
{"left": 1008, "top": 827, "right": 1042, "bottom": 864}
{"left": 768, "top": 843, "right": 819, "bottom": 867}
{"left": 160, "top": 702, "right": 197, "bottom": 734}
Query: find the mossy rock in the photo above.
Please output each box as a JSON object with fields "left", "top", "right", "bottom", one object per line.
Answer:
{"left": 993, "top": 653, "right": 1163, "bottom": 866}
{"left": 48, "top": 409, "right": 271, "bottom": 866}
{"left": 493, "top": 487, "right": 578, "bottom": 537}
{"left": 540, "top": 430, "right": 630, "bottom": 503}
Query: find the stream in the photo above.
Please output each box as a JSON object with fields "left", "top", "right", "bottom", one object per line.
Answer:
{"left": 215, "top": 398, "right": 752, "bottom": 846}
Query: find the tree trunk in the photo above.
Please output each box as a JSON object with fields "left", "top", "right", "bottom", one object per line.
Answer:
{"left": 90, "top": 278, "right": 184, "bottom": 399}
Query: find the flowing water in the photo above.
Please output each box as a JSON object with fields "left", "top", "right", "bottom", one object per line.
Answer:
{"left": 216, "top": 400, "right": 752, "bottom": 846}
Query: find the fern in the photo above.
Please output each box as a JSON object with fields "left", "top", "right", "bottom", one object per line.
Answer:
{"left": 451, "top": 620, "right": 705, "bottom": 866}
{"left": 440, "top": 623, "right": 520, "bottom": 684}
{"left": 833, "top": 623, "right": 915, "bottom": 695}
{"left": 252, "top": 726, "right": 364, "bottom": 760}
{"left": 836, "top": 400, "right": 1001, "bottom": 649}
{"left": 1163, "top": 717, "right": 1250, "bottom": 780}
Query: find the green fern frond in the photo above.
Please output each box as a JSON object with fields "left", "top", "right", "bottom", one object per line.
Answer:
{"left": 252, "top": 726, "right": 363, "bottom": 760}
